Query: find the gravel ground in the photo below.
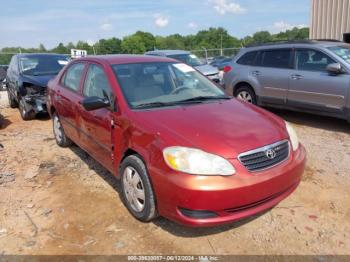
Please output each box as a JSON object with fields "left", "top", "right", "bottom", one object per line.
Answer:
{"left": 0, "top": 90, "right": 349, "bottom": 255}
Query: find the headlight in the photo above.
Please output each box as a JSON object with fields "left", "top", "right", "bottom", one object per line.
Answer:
{"left": 163, "top": 147, "right": 235, "bottom": 176}
{"left": 285, "top": 121, "right": 299, "bottom": 151}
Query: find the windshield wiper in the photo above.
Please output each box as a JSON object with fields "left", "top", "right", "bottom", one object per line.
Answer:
{"left": 175, "top": 95, "right": 232, "bottom": 103}
{"left": 133, "top": 96, "right": 231, "bottom": 109}
{"left": 133, "top": 101, "right": 177, "bottom": 109}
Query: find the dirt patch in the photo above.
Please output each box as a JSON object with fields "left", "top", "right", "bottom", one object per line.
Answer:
{"left": 1, "top": 93, "right": 350, "bottom": 255}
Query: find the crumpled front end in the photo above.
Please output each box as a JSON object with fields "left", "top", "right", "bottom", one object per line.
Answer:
{"left": 20, "top": 83, "right": 48, "bottom": 114}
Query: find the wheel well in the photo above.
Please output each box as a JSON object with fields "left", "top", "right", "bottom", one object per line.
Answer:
{"left": 49, "top": 106, "right": 56, "bottom": 116}
{"left": 233, "top": 82, "right": 255, "bottom": 95}
{"left": 121, "top": 148, "right": 139, "bottom": 163}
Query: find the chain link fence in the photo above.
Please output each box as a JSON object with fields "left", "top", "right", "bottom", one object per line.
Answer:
{"left": 0, "top": 47, "right": 242, "bottom": 66}
{"left": 191, "top": 48, "right": 241, "bottom": 62}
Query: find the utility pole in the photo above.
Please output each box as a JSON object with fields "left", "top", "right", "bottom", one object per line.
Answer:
{"left": 220, "top": 33, "right": 223, "bottom": 56}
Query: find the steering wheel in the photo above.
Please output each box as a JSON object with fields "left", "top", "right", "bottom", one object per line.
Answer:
{"left": 170, "top": 85, "right": 192, "bottom": 95}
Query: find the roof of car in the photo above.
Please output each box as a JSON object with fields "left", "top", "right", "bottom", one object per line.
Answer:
{"left": 244, "top": 40, "right": 349, "bottom": 50}
{"left": 145, "top": 50, "right": 190, "bottom": 56}
{"left": 76, "top": 54, "right": 178, "bottom": 65}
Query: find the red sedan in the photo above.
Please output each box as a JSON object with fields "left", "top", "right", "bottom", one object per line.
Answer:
{"left": 47, "top": 55, "right": 306, "bottom": 227}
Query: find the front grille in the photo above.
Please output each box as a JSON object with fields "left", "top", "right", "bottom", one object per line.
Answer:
{"left": 238, "top": 140, "right": 290, "bottom": 172}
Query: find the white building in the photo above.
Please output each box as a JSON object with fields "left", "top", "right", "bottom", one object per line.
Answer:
{"left": 310, "top": 0, "right": 350, "bottom": 42}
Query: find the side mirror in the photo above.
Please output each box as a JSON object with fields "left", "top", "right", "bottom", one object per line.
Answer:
{"left": 327, "top": 63, "right": 342, "bottom": 74}
{"left": 81, "top": 96, "right": 110, "bottom": 111}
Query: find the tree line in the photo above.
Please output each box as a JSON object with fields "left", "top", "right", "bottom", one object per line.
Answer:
{"left": 0, "top": 27, "right": 309, "bottom": 64}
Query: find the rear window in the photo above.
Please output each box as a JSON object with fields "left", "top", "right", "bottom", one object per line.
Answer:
{"left": 237, "top": 51, "right": 258, "bottom": 66}
{"left": 259, "top": 49, "right": 292, "bottom": 69}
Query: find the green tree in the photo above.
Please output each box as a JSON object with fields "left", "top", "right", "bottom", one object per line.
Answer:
{"left": 155, "top": 34, "right": 186, "bottom": 50}
{"left": 252, "top": 31, "right": 272, "bottom": 44}
{"left": 134, "top": 31, "right": 156, "bottom": 51}
{"left": 191, "top": 27, "right": 240, "bottom": 49}
{"left": 121, "top": 35, "right": 146, "bottom": 54}
{"left": 51, "top": 43, "right": 69, "bottom": 54}
{"left": 97, "top": 37, "right": 122, "bottom": 54}
{"left": 38, "top": 44, "right": 46, "bottom": 52}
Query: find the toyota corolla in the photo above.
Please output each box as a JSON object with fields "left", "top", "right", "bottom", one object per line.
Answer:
{"left": 47, "top": 55, "right": 306, "bottom": 227}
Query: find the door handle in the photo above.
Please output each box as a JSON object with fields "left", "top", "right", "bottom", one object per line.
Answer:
{"left": 252, "top": 71, "right": 261, "bottom": 76}
{"left": 291, "top": 74, "right": 303, "bottom": 80}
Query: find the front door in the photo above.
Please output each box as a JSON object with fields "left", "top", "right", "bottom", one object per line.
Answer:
{"left": 288, "top": 48, "right": 349, "bottom": 114}
{"left": 78, "top": 63, "right": 115, "bottom": 172}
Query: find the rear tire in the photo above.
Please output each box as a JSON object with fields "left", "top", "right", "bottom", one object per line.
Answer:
{"left": 120, "top": 155, "right": 157, "bottom": 222}
{"left": 7, "top": 90, "right": 18, "bottom": 108}
{"left": 19, "top": 97, "right": 35, "bottom": 120}
{"left": 234, "top": 85, "right": 257, "bottom": 105}
{"left": 52, "top": 112, "right": 73, "bottom": 147}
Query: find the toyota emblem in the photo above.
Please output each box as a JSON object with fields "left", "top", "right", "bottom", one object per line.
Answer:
{"left": 265, "top": 149, "right": 276, "bottom": 159}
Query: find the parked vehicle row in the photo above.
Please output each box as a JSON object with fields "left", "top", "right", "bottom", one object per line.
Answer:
{"left": 223, "top": 40, "right": 350, "bottom": 123}
{"left": 46, "top": 55, "right": 306, "bottom": 227}
{"left": 145, "top": 50, "right": 221, "bottom": 84}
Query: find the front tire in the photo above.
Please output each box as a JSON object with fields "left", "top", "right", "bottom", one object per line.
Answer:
{"left": 52, "top": 112, "right": 73, "bottom": 147}
{"left": 234, "top": 86, "right": 257, "bottom": 105}
{"left": 7, "top": 90, "right": 18, "bottom": 108}
{"left": 19, "top": 97, "right": 35, "bottom": 120}
{"left": 120, "top": 155, "right": 157, "bottom": 222}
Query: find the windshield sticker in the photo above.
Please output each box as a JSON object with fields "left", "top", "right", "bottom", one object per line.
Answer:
{"left": 58, "top": 60, "right": 69, "bottom": 65}
{"left": 173, "top": 63, "right": 195, "bottom": 73}
{"left": 189, "top": 54, "right": 197, "bottom": 58}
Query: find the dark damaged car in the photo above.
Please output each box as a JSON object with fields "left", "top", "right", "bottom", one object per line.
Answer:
{"left": 6, "top": 53, "right": 69, "bottom": 120}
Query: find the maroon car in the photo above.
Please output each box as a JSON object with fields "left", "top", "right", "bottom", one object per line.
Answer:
{"left": 47, "top": 55, "right": 306, "bottom": 227}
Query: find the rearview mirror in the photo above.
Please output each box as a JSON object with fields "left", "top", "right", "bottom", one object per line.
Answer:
{"left": 81, "top": 96, "right": 110, "bottom": 111}
{"left": 327, "top": 63, "right": 342, "bottom": 74}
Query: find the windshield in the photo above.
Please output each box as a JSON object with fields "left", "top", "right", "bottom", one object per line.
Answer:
{"left": 168, "top": 54, "right": 203, "bottom": 67}
{"left": 327, "top": 45, "right": 350, "bottom": 64}
{"left": 20, "top": 55, "right": 69, "bottom": 76}
{"left": 112, "top": 62, "right": 227, "bottom": 109}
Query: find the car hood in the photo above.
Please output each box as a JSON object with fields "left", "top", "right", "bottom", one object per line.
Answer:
{"left": 195, "top": 64, "right": 219, "bottom": 76}
{"left": 22, "top": 74, "right": 57, "bottom": 87}
{"left": 134, "top": 99, "right": 289, "bottom": 159}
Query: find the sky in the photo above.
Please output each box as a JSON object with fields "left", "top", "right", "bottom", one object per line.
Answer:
{"left": 0, "top": 0, "right": 310, "bottom": 49}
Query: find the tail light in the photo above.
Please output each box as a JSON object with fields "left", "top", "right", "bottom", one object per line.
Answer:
{"left": 223, "top": 66, "right": 232, "bottom": 73}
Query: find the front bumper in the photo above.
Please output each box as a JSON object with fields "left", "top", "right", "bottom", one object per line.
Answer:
{"left": 23, "top": 95, "right": 47, "bottom": 113}
{"left": 151, "top": 144, "right": 306, "bottom": 227}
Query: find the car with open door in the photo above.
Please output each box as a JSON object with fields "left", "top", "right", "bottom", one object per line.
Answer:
{"left": 47, "top": 55, "right": 306, "bottom": 227}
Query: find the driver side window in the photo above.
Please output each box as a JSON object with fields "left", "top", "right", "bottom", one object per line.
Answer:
{"left": 83, "top": 64, "right": 111, "bottom": 99}
{"left": 296, "top": 49, "right": 335, "bottom": 72}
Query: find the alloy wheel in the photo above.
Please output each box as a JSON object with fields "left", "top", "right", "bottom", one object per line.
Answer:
{"left": 237, "top": 91, "right": 253, "bottom": 103}
{"left": 53, "top": 115, "right": 63, "bottom": 143}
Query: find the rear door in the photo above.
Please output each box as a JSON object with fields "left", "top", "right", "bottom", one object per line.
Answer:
{"left": 288, "top": 48, "right": 349, "bottom": 114}
{"left": 253, "top": 48, "right": 293, "bottom": 105}
{"left": 55, "top": 62, "right": 87, "bottom": 142}
{"left": 78, "top": 63, "right": 115, "bottom": 172}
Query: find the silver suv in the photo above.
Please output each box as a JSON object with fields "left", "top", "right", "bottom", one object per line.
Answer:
{"left": 223, "top": 40, "right": 350, "bottom": 122}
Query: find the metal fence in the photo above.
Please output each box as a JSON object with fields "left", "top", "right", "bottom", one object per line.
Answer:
{"left": 191, "top": 48, "right": 241, "bottom": 61}
{"left": 0, "top": 47, "right": 242, "bottom": 65}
